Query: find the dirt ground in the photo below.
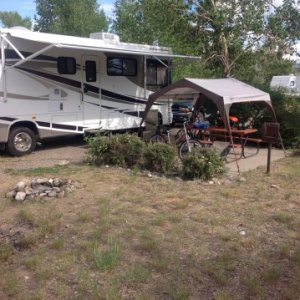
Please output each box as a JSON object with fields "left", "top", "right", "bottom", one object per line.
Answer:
{"left": 0, "top": 136, "right": 287, "bottom": 213}
{"left": 0, "top": 137, "right": 298, "bottom": 300}
{"left": 0, "top": 137, "right": 86, "bottom": 174}
{"left": 0, "top": 135, "right": 287, "bottom": 178}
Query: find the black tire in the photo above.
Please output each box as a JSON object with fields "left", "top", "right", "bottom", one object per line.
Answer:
{"left": 7, "top": 127, "right": 37, "bottom": 156}
{"left": 149, "top": 134, "right": 166, "bottom": 144}
{"left": 179, "top": 139, "right": 202, "bottom": 160}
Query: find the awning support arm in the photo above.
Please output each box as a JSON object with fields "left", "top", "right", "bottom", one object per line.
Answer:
{"left": 5, "top": 43, "right": 58, "bottom": 71}
{"left": 1, "top": 33, "right": 25, "bottom": 59}
{"left": 153, "top": 56, "right": 169, "bottom": 68}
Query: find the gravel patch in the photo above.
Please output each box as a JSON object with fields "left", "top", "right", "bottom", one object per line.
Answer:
{"left": 0, "top": 137, "right": 87, "bottom": 178}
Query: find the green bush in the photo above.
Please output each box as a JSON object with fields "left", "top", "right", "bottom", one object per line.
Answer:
{"left": 86, "top": 133, "right": 145, "bottom": 167}
{"left": 143, "top": 143, "right": 178, "bottom": 174}
{"left": 182, "top": 148, "right": 225, "bottom": 180}
{"left": 271, "top": 91, "right": 300, "bottom": 149}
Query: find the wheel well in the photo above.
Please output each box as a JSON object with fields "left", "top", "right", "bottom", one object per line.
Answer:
{"left": 10, "top": 122, "right": 39, "bottom": 137}
{"left": 158, "top": 112, "right": 163, "bottom": 125}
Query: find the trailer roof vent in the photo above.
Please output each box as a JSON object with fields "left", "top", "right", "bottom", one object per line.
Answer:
{"left": 89, "top": 32, "right": 120, "bottom": 43}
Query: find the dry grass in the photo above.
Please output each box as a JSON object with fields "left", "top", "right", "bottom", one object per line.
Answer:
{"left": 0, "top": 154, "right": 299, "bottom": 299}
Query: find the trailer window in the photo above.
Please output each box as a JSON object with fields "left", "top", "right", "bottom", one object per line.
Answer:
{"left": 85, "top": 60, "right": 97, "bottom": 82}
{"left": 57, "top": 57, "right": 76, "bottom": 74}
{"left": 107, "top": 57, "right": 137, "bottom": 76}
{"left": 146, "top": 59, "right": 168, "bottom": 88}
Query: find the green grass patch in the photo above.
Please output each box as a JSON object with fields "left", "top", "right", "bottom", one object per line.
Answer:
{"left": 5, "top": 165, "right": 65, "bottom": 176}
{"left": 0, "top": 244, "right": 13, "bottom": 262}
{"left": 273, "top": 212, "right": 294, "bottom": 224}
{"left": 263, "top": 266, "right": 282, "bottom": 284}
{"left": 123, "top": 264, "right": 151, "bottom": 287}
{"left": 93, "top": 237, "right": 120, "bottom": 271}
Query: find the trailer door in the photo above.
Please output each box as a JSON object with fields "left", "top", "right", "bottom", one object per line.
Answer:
{"left": 81, "top": 55, "right": 101, "bottom": 126}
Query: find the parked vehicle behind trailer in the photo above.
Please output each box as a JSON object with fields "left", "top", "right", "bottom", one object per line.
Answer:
{"left": 171, "top": 100, "right": 193, "bottom": 126}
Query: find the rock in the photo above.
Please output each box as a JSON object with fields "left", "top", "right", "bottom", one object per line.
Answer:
{"left": 209, "top": 181, "right": 214, "bottom": 185}
{"left": 24, "top": 187, "right": 34, "bottom": 195}
{"left": 15, "top": 181, "right": 26, "bottom": 192}
{"left": 239, "top": 230, "right": 246, "bottom": 236}
{"left": 15, "top": 192, "right": 27, "bottom": 201}
{"left": 7, "top": 177, "right": 80, "bottom": 202}
{"left": 53, "top": 178, "right": 62, "bottom": 187}
{"left": 5, "top": 190, "right": 17, "bottom": 199}
{"left": 220, "top": 178, "right": 231, "bottom": 185}
{"left": 37, "top": 178, "right": 49, "bottom": 184}
{"left": 238, "top": 176, "right": 246, "bottom": 182}
{"left": 57, "top": 191, "right": 65, "bottom": 198}
{"left": 48, "top": 190, "right": 57, "bottom": 197}
{"left": 27, "top": 194, "right": 36, "bottom": 201}
{"left": 58, "top": 160, "right": 70, "bottom": 166}
{"left": 39, "top": 193, "right": 47, "bottom": 199}
{"left": 147, "top": 173, "right": 152, "bottom": 178}
{"left": 61, "top": 178, "right": 68, "bottom": 185}
{"left": 213, "top": 178, "right": 221, "bottom": 185}
{"left": 73, "top": 181, "right": 80, "bottom": 189}
{"left": 271, "top": 184, "right": 280, "bottom": 189}
{"left": 65, "top": 187, "right": 73, "bottom": 194}
{"left": 33, "top": 184, "right": 49, "bottom": 193}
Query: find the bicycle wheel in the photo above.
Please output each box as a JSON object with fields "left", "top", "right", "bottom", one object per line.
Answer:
{"left": 179, "top": 140, "right": 202, "bottom": 159}
{"left": 149, "top": 134, "right": 166, "bottom": 144}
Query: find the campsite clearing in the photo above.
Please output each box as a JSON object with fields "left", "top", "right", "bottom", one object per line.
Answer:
{"left": 0, "top": 142, "right": 299, "bottom": 299}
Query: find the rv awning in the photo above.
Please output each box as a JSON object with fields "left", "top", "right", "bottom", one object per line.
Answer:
{"left": 142, "top": 78, "right": 276, "bottom": 127}
{"left": 0, "top": 27, "right": 199, "bottom": 59}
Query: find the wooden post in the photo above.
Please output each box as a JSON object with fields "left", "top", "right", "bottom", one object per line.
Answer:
{"left": 262, "top": 122, "right": 280, "bottom": 174}
{"left": 266, "top": 142, "right": 272, "bottom": 174}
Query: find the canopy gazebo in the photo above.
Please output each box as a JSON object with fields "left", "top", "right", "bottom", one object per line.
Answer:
{"left": 141, "top": 78, "right": 278, "bottom": 172}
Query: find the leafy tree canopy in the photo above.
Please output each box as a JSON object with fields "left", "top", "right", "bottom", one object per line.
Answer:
{"left": 112, "top": 0, "right": 300, "bottom": 79}
{"left": 0, "top": 11, "right": 32, "bottom": 29}
{"left": 34, "top": 0, "right": 109, "bottom": 37}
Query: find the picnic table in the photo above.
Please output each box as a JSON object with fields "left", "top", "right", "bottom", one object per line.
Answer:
{"left": 204, "top": 126, "right": 261, "bottom": 159}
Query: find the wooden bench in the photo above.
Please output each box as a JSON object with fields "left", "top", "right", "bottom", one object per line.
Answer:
{"left": 199, "top": 140, "right": 214, "bottom": 147}
{"left": 240, "top": 137, "right": 262, "bottom": 157}
{"left": 220, "top": 142, "right": 243, "bottom": 162}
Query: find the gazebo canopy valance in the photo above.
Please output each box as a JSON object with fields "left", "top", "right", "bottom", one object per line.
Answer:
{"left": 141, "top": 78, "right": 276, "bottom": 131}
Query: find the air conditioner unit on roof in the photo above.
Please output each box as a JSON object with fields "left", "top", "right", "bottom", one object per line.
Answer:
{"left": 89, "top": 32, "right": 120, "bottom": 43}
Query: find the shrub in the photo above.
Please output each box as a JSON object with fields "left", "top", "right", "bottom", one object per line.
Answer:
{"left": 182, "top": 148, "right": 225, "bottom": 180}
{"left": 143, "top": 143, "right": 177, "bottom": 174}
{"left": 86, "top": 133, "right": 145, "bottom": 167}
{"left": 271, "top": 91, "right": 300, "bottom": 149}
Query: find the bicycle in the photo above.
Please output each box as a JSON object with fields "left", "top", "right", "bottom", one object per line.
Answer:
{"left": 149, "top": 125, "right": 171, "bottom": 144}
{"left": 176, "top": 121, "right": 203, "bottom": 159}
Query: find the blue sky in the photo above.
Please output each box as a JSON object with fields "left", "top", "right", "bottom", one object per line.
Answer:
{"left": 0, "top": 0, "right": 298, "bottom": 59}
{"left": 0, "top": 0, "right": 114, "bottom": 19}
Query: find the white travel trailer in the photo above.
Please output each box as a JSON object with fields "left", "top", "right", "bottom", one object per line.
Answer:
{"left": 0, "top": 27, "right": 189, "bottom": 156}
{"left": 270, "top": 74, "right": 300, "bottom": 96}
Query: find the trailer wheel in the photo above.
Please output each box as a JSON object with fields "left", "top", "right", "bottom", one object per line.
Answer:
{"left": 7, "top": 127, "right": 37, "bottom": 156}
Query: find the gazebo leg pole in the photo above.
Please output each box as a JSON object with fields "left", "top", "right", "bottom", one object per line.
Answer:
{"left": 229, "top": 134, "right": 240, "bottom": 174}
